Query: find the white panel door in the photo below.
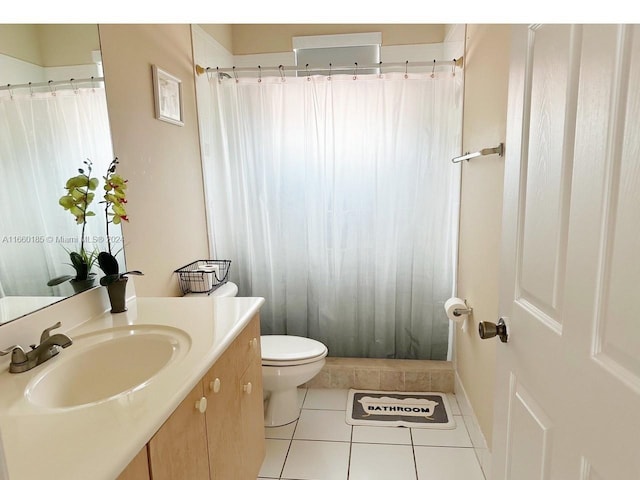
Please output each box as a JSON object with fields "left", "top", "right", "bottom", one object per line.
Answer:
{"left": 493, "top": 24, "right": 640, "bottom": 479}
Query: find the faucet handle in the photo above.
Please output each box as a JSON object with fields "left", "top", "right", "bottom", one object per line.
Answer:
{"left": 40, "top": 321, "right": 62, "bottom": 343}
{"left": 0, "top": 345, "right": 28, "bottom": 365}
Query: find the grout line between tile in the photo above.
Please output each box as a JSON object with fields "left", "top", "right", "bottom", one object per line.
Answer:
{"left": 346, "top": 421, "right": 353, "bottom": 480}
{"left": 290, "top": 438, "right": 352, "bottom": 444}
{"left": 277, "top": 401, "right": 304, "bottom": 480}
{"left": 410, "top": 427, "right": 419, "bottom": 480}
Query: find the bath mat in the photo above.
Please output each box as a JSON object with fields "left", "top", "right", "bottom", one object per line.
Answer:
{"left": 346, "top": 390, "right": 456, "bottom": 429}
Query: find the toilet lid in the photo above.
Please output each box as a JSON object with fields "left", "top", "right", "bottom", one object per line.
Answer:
{"left": 261, "top": 335, "right": 328, "bottom": 363}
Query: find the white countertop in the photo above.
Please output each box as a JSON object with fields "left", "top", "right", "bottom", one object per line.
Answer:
{"left": 0, "top": 295, "right": 264, "bottom": 480}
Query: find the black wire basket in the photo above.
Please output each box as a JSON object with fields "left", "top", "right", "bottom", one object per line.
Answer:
{"left": 174, "top": 260, "right": 231, "bottom": 295}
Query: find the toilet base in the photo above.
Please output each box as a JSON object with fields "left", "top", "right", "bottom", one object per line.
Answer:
{"left": 264, "top": 388, "right": 299, "bottom": 427}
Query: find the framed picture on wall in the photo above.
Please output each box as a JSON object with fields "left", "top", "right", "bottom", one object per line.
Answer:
{"left": 152, "top": 65, "right": 184, "bottom": 126}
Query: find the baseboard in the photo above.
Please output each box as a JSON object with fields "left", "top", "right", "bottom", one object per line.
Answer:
{"left": 454, "top": 372, "right": 492, "bottom": 479}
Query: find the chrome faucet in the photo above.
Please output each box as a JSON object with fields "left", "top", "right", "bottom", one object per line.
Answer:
{"left": 0, "top": 322, "right": 72, "bottom": 373}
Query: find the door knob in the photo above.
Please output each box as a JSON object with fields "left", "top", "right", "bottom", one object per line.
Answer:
{"left": 478, "top": 318, "right": 508, "bottom": 343}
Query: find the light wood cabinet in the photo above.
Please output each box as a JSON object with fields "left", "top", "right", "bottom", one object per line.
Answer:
{"left": 116, "top": 446, "right": 150, "bottom": 480}
{"left": 148, "top": 382, "right": 210, "bottom": 480}
{"left": 118, "top": 315, "right": 265, "bottom": 480}
{"left": 238, "top": 355, "right": 265, "bottom": 477}
{"left": 205, "top": 315, "right": 265, "bottom": 479}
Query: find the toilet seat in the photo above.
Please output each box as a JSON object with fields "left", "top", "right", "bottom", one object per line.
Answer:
{"left": 261, "top": 335, "right": 328, "bottom": 366}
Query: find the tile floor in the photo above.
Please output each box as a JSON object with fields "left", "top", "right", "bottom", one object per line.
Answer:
{"left": 258, "top": 388, "right": 486, "bottom": 480}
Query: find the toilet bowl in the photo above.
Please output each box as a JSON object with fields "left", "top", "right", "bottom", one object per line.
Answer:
{"left": 261, "top": 335, "right": 328, "bottom": 427}
{"left": 185, "top": 282, "right": 328, "bottom": 427}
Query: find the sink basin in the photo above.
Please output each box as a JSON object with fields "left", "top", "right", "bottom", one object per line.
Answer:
{"left": 25, "top": 326, "right": 190, "bottom": 409}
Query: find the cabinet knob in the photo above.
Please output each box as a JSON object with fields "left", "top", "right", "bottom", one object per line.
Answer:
{"left": 243, "top": 382, "right": 253, "bottom": 395}
{"left": 249, "top": 337, "right": 258, "bottom": 350}
{"left": 209, "top": 377, "right": 221, "bottom": 393}
{"left": 195, "top": 396, "right": 208, "bottom": 414}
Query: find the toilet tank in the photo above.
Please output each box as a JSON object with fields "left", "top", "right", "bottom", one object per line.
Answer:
{"left": 184, "top": 282, "right": 238, "bottom": 298}
{"left": 211, "top": 282, "right": 238, "bottom": 297}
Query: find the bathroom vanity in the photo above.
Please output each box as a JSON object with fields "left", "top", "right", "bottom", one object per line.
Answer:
{"left": 122, "top": 313, "right": 265, "bottom": 480}
{"left": 0, "top": 291, "right": 265, "bottom": 479}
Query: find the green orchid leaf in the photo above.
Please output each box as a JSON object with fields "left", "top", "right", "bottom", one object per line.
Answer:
{"left": 98, "top": 251, "right": 120, "bottom": 275}
{"left": 88, "top": 177, "right": 99, "bottom": 190}
{"left": 69, "top": 252, "right": 89, "bottom": 279}
{"left": 47, "top": 275, "right": 75, "bottom": 286}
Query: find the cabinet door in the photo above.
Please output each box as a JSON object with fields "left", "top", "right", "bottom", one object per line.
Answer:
{"left": 148, "top": 382, "right": 210, "bottom": 480}
{"left": 204, "top": 343, "right": 245, "bottom": 479}
{"left": 116, "top": 446, "right": 150, "bottom": 480}
{"left": 239, "top": 357, "right": 266, "bottom": 479}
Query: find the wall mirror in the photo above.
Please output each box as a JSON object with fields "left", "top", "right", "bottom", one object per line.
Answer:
{"left": 0, "top": 24, "right": 123, "bottom": 325}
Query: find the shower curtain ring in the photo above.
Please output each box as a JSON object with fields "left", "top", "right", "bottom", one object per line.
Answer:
{"left": 28, "top": 82, "right": 34, "bottom": 96}
{"left": 378, "top": 61, "right": 383, "bottom": 79}
{"left": 258, "top": 65, "right": 262, "bottom": 83}
{"left": 404, "top": 60, "right": 409, "bottom": 79}
{"left": 90, "top": 76, "right": 96, "bottom": 91}
{"left": 70, "top": 78, "right": 78, "bottom": 94}
{"left": 328, "top": 63, "right": 332, "bottom": 81}
{"left": 452, "top": 60, "right": 456, "bottom": 77}
{"left": 279, "top": 65, "right": 286, "bottom": 82}
{"left": 353, "top": 62, "right": 358, "bottom": 80}
{"left": 233, "top": 66, "right": 239, "bottom": 83}
{"left": 7, "top": 84, "right": 14, "bottom": 100}
{"left": 431, "top": 60, "right": 436, "bottom": 78}
{"left": 306, "top": 63, "right": 311, "bottom": 81}
{"left": 48, "top": 80, "right": 56, "bottom": 96}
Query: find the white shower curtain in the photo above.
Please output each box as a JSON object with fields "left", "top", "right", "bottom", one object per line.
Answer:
{"left": 202, "top": 71, "right": 462, "bottom": 359}
{"left": 0, "top": 87, "right": 115, "bottom": 297}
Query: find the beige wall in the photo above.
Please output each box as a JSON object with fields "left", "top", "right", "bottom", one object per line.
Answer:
{"left": 0, "top": 24, "right": 42, "bottom": 64}
{"left": 0, "top": 24, "right": 99, "bottom": 66}
{"left": 198, "top": 24, "right": 233, "bottom": 53}
{"left": 98, "top": 24, "right": 209, "bottom": 297}
{"left": 38, "top": 24, "right": 100, "bottom": 67}
{"left": 456, "top": 24, "right": 511, "bottom": 448}
{"left": 228, "top": 24, "right": 445, "bottom": 55}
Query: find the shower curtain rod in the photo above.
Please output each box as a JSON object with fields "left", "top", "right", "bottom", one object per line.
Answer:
{"left": 0, "top": 76, "right": 105, "bottom": 93}
{"left": 195, "top": 57, "right": 464, "bottom": 77}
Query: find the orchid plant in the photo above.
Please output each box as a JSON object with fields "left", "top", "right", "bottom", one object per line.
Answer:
{"left": 47, "top": 160, "right": 99, "bottom": 287}
{"left": 97, "top": 157, "right": 143, "bottom": 286}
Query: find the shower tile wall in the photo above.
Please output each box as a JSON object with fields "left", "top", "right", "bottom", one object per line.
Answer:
{"left": 303, "top": 357, "right": 455, "bottom": 392}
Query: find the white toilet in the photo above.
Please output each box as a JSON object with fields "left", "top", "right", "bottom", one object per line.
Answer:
{"left": 186, "top": 281, "right": 328, "bottom": 427}
{"left": 261, "top": 335, "right": 328, "bottom": 427}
